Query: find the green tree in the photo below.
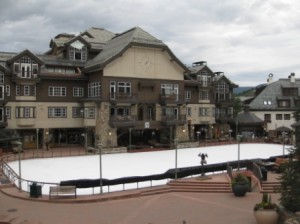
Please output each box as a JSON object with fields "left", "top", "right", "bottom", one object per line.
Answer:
{"left": 292, "top": 106, "right": 300, "bottom": 122}
{"left": 233, "top": 97, "right": 243, "bottom": 118}
{"left": 278, "top": 128, "right": 300, "bottom": 212}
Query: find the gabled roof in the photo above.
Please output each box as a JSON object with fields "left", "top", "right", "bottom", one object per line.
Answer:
{"left": 64, "top": 35, "right": 91, "bottom": 48}
{"left": 189, "top": 64, "right": 214, "bottom": 75}
{"left": 215, "top": 73, "right": 238, "bottom": 88}
{"left": 80, "top": 27, "right": 115, "bottom": 44}
{"left": 7, "top": 49, "right": 43, "bottom": 65}
{"left": 84, "top": 26, "right": 188, "bottom": 72}
{"left": 249, "top": 78, "right": 300, "bottom": 110}
{"left": 235, "top": 111, "right": 264, "bottom": 125}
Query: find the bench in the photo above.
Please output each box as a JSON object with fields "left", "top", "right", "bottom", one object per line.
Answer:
{"left": 272, "top": 157, "right": 289, "bottom": 172}
{"left": 49, "top": 186, "right": 77, "bottom": 199}
{"left": 87, "top": 147, "right": 98, "bottom": 153}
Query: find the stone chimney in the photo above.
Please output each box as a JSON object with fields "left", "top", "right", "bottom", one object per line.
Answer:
{"left": 267, "top": 73, "right": 273, "bottom": 84}
{"left": 289, "top": 72, "right": 295, "bottom": 83}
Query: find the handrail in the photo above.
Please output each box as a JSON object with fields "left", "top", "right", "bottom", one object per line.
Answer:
{"left": 226, "top": 163, "right": 233, "bottom": 179}
{"left": 252, "top": 162, "right": 263, "bottom": 183}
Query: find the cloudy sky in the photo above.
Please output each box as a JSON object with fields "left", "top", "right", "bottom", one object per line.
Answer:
{"left": 1, "top": 0, "right": 300, "bottom": 86}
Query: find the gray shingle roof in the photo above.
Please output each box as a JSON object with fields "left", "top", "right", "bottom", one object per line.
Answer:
{"left": 249, "top": 78, "right": 300, "bottom": 110}
{"left": 81, "top": 27, "right": 115, "bottom": 45}
{"left": 235, "top": 111, "right": 264, "bottom": 124}
{"left": 84, "top": 27, "right": 167, "bottom": 71}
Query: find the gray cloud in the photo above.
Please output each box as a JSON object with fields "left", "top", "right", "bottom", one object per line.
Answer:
{"left": 1, "top": 0, "right": 300, "bottom": 86}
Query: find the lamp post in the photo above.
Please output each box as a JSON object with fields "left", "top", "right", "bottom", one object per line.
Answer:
{"left": 17, "top": 140, "right": 22, "bottom": 191}
{"left": 236, "top": 120, "right": 238, "bottom": 140}
{"left": 85, "top": 127, "right": 88, "bottom": 151}
{"left": 129, "top": 127, "right": 132, "bottom": 151}
{"left": 237, "top": 135, "right": 242, "bottom": 171}
{"left": 196, "top": 131, "right": 200, "bottom": 141}
{"left": 35, "top": 128, "right": 39, "bottom": 157}
{"left": 229, "top": 129, "right": 232, "bottom": 143}
{"left": 174, "top": 138, "right": 178, "bottom": 180}
{"left": 282, "top": 131, "right": 286, "bottom": 156}
{"left": 97, "top": 142, "right": 103, "bottom": 194}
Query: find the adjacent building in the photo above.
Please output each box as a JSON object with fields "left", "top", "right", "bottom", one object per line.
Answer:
{"left": 0, "top": 26, "right": 237, "bottom": 151}
{"left": 246, "top": 73, "right": 299, "bottom": 142}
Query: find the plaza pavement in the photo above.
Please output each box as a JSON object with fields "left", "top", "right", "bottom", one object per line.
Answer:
{"left": 0, "top": 146, "right": 282, "bottom": 224}
{"left": 0, "top": 172, "right": 281, "bottom": 224}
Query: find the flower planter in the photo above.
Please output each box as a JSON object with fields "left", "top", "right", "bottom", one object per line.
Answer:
{"left": 232, "top": 183, "right": 248, "bottom": 197}
{"left": 254, "top": 210, "right": 279, "bottom": 224}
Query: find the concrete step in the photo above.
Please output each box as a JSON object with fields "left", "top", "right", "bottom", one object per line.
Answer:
{"left": 141, "top": 186, "right": 171, "bottom": 196}
{"left": 261, "top": 182, "right": 281, "bottom": 193}
{"left": 167, "top": 179, "right": 232, "bottom": 193}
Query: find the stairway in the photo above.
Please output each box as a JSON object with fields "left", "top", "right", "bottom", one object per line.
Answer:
{"left": 261, "top": 181, "right": 281, "bottom": 193}
{"left": 167, "top": 179, "right": 232, "bottom": 193}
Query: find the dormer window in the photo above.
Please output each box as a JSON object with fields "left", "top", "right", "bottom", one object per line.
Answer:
{"left": 13, "top": 56, "right": 38, "bottom": 78}
{"left": 69, "top": 40, "right": 87, "bottom": 61}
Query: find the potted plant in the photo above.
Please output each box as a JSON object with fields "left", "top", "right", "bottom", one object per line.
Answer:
{"left": 254, "top": 193, "right": 279, "bottom": 224}
{"left": 231, "top": 172, "right": 249, "bottom": 197}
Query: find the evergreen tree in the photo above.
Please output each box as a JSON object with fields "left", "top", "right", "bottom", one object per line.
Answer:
{"left": 278, "top": 126, "right": 300, "bottom": 212}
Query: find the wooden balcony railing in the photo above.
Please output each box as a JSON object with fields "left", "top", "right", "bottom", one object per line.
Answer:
{"left": 109, "top": 115, "right": 136, "bottom": 127}
{"left": 160, "top": 94, "right": 185, "bottom": 105}
{"left": 161, "top": 115, "right": 186, "bottom": 126}
{"left": 109, "top": 93, "right": 138, "bottom": 104}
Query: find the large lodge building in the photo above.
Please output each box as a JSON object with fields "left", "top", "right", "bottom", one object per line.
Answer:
{"left": 0, "top": 27, "right": 237, "bottom": 151}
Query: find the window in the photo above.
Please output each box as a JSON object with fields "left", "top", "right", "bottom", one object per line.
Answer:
{"left": 284, "top": 114, "right": 291, "bottom": 120}
{"left": 69, "top": 41, "right": 87, "bottom": 61}
{"left": 5, "top": 107, "right": 11, "bottom": 119}
{"left": 118, "top": 82, "right": 131, "bottom": 94}
{"left": 199, "top": 91, "right": 209, "bottom": 100}
{"left": 13, "top": 56, "right": 39, "bottom": 78}
{"left": 185, "top": 91, "right": 191, "bottom": 100}
{"left": 162, "top": 107, "right": 179, "bottom": 119}
{"left": 199, "top": 108, "right": 209, "bottom": 116}
{"left": 73, "top": 87, "right": 84, "bottom": 97}
{"left": 215, "top": 80, "right": 230, "bottom": 102}
{"left": 147, "top": 107, "right": 153, "bottom": 119}
{"left": 282, "top": 87, "right": 298, "bottom": 96}
{"left": 48, "top": 86, "right": 66, "bottom": 97}
{"left": 85, "top": 107, "right": 95, "bottom": 119}
{"left": 278, "top": 100, "right": 290, "bottom": 107}
{"left": 24, "top": 85, "right": 30, "bottom": 96}
{"left": 264, "top": 114, "right": 271, "bottom": 122}
{"left": 72, "top": 107, "right": 84, "bottom": 118}
{"left": 186, "top": 107, "right": 191, "bottom": 117}
{"left": 15, "top": 107, "right": 35, "bottom": 118}
{"left": 161, "top": 84, "right": 178, "bottom": 95}
{"left": 48, "top": 107, "right": 67, "bottom": 118}
{"left": 88, "top": 82, "right": 101, "bottom": 97}
{"left": 276, "top": 114, "right": 283, "bottom": 120}
{"left": 33, "top": 86, "right": 36, "bottom": 96}
{"left": 5, "top": 85, "right": 10, "bottom": 96}
{"left": 16, "top": 85, "right": 20, "bottom": 96}
{"left": 0, "top": 72, "right": 4, "bottom": 84}
{"left": 0, "top": 86, "right": 4, "bottom": 100}
{"left": 263, "top": 100, "right": 272, "bottom": 105}
{"left": 110, "top": 107, "right": 130, "bottom": 116}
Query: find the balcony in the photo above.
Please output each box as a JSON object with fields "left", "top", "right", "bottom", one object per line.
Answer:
{"left": 160, "top": 94, "right": 184, "bottom": 105}
{"left": 16, "top": 118, "right": 36, "bottom": 127}
{"left": 215, "top": 114, "right": 233, "bottom": 123}
{"left": 109, "top": 115, "right": 136, "bottom": 127}
{"left": 11, "top": 73, "right": 41, "bottom": 84}
{"left": 161, "top": 115, "right": 186, "bottom": 126}
{"left": 109, "top": 93, "right": 138, "bottom": 104}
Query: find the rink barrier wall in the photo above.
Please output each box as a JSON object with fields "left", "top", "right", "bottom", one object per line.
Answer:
{"left": 0, "top": 145, "right": 287, "bottom": 196}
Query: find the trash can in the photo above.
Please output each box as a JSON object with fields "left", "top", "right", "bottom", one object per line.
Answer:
{"left": 261, "top": 167, "right": 268, "bottom": 181}
{"left": 29, "top": 182, "right": 42, "bottom": 198}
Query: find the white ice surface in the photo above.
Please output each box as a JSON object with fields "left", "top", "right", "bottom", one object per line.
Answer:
{"left": 8, "top": 143, "right": 289, "bottom": 195}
